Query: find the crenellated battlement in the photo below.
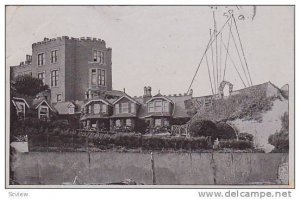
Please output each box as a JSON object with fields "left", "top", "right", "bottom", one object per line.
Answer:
{"left": 32, "top": 36, "right": 107, "bottom": 48}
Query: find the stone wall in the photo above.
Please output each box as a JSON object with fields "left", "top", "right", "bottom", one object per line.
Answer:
{"left": 11, "top": 151, "right": 288, "bottom": 185}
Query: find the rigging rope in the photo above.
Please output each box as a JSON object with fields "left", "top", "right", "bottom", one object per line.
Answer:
{"left": 210, "top": 29, "right": 217, "bottom": 93}
{"left": 186, "top": 16, "right": 232, "bottom": 94}
{"left": 221, "top": 40, "right": 247, "bottom": 88}
{"left": 222, "top": 17, "right": 233, "bottom": 82}
{"left": 228, "top": 18, "right": 251, "bottom": 87}
{"left": 205, "top": 52, "right": 215, "bottom": 95}
{"left": 232, "top": 15, "right": 253, "bottom": 86}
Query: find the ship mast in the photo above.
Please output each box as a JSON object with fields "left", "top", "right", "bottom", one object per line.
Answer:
{"left": 186, "top": 7, "right": 253, "bottom": 95}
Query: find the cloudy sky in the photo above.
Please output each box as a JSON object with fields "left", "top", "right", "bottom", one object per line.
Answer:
{"left": 6, "top": 6, "right": 294, "bottom": 97}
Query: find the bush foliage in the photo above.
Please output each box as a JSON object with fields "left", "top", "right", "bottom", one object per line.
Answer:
{"left": 189, "top": 119, "right": 236, "bottom": 140}
{"left": 268, "top": 112, "right": 289, "bottom": 152}
{"left": 218, "top": 140, "right": 253, "bottom": 150}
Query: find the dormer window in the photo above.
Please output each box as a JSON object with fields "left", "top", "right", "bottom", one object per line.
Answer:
{"left": 68, "top": 106, "right": 75, "bottom": 114}
{"left": 154, "top": 100, "right": 163, "bottom": 112}
{"left": 121, "top": 103, "right": 129, "bottom": 113}
{"left": 148, "top": 100, "right": 169, "bottom": 113}
{"left": 148, "top": 102, "right": 154, "bottom": 112}
{"left": 16, "top": 102, "right": 26, "bottom": 120}
{"left": 38, "top": 105, "right": 49, "bottom": 119}
{"left": 94, "top": 103, "right": 100, "bottom": 114}
{"left": 102, "top": 104, "right": 107, "bottom": 113}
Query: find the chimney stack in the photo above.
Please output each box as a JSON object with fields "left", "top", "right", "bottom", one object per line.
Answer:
{"left": 143, "top": 86, "right": 152, "bottom": 103}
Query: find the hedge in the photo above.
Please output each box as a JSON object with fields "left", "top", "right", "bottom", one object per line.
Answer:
{"left": 218, "top": 140, "right": 253, "bottom": 150}
{"left": 92, "top": 134, "right": 212, "bottom": 150}
{"left": 28, "top": 133, "right": 256, "bottom": 151}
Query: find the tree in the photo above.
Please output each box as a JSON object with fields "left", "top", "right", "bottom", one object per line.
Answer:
{"left": 14, "top": 75, "right": 49, "bottom": 96}
{"left": 268, "top": 112, "right": 289, "bottom": 152}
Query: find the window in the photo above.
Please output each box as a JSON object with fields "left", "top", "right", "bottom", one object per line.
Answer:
{"left": 163, "top": 101, "right": 169, "bottom": 112}
{"left": 88, "top": 105, "right": 92, "bottom": 114}
{"left": 102, "top": 104, "right": 107, "bottom": 113}
{"left": 93, "top": 50, "right": 104, "bottom": 64}
{"left": 98, "top": 69, "right": 106, "bottom": 86}
{"left": 94, "top": 104, "right": 100, "bottom": 114}
{"left": 154, "top": 100, "right": 163, "bottom": 112}
{"left": 205, "top": 98, "right": 212, "bottom": 107}
{"left": 16, "top": 102, "right": 25, "bottom": 119}
{"left": 148, "top": 102, "right": 154, "bottom": 112}
{"left": 51, "top": 70, "right": 59, "bottom": 87}
{"left": 115, "top": 104, "right": 119, "bottom": 114}
{"left": 121, "top": 103, "right": 129, "bottom": 113}
{"left": 56, "top": 94, "right": 62, "bottom": 102}
{"left": 38, "top": 72, "right": 45, "bottom": 85}
{"left": 126, "top": 119, "right": 132, "bottom": 126}
{"left": 24, "top": 71, "right": 32, "bottom": 76}
{"left": 51, "top": 50, "right": 58, "bottom": 63}
{"left": 164, "top": 120, "right": 170, "bottom": 126}
{"left": 155, "top": 119, "right": 162, "bottom": 127}
{"left": 39, "top": 105, "right": 49, "bottom": 119}
{"left": 68, "top": 107, "right": 74, "bottom": 114}
{"left": 115, "top": 119, "right": 121, "bottom": 127}
{"left": 91, "top": 69, "right": 97, "bottom": 85}
{"left": 130, "top": 103, "right": 135, "bottom": 113}
{"left": 38, "top": 53, "right": 45, "bottom": 66}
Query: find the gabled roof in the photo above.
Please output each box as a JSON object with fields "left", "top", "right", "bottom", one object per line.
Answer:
{"left": 54, "top": 102, "right": 76, "bottom": 115}
{"left": 84, "top": 98, "right": 112, "bottom": 106}
{"left": 146, "top": 93, "right": 174, "bottom": 104}
{"left": 113, "top": 94, "right": 141, "bottom": 105}
{"left": 12, "top": 97, "right": 30, "bottom": 108}
{"left": 33, "top": 99, "right": 54, "bottom": 111}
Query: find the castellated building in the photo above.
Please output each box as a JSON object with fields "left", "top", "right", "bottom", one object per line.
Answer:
{"left": 11, "top": 36, "right": 112, "bottom": 103}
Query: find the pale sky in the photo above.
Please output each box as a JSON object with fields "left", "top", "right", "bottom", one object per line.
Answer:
{"left": 6, "top": 6, "right": 294, "bottom": 97}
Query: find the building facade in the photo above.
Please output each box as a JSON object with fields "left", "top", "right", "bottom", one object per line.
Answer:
{"left": 80, "top": 87, "right": 193, "bottom": 133}
{"left": 11, "top": 36, "right": 112, "bottom": 103}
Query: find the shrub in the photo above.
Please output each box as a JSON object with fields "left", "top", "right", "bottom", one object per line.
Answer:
{"left": 238, "top": 133, "right": 254, "bottom": 142}
{"left": 215, "top": 122, "right": 237, "bottom": 140}
{"left": 219, "top": 140, "right": 253, "bottom": 150}
{"left": 268, "top": 130, "right": 289, "bottom": 152}
{"left": 268, "top": 112, "right": 289, "bottom": 152}
{"left": 189, "top": 119, "right": 218, "bottom": 138}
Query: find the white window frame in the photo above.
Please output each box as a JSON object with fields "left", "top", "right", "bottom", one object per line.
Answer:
{"left": 38, "top": 105, "right": 49, "bottom": 119}
{"left": 91, "top": 69, "right": 97, "bottom": 85}
{"left": 94, "top": 103, "right": 101, "bottom": 114}
{"left": 148, "top": 102, "right": 154, "bottom": 112}
{"left": 163, "top": 101, "right": 169, "bottom": 112}
{"left": 56, "top": 93, "right": 62, "bottom": 102}
{"left": 154, "top": 100, "right": 163, "bottom": 112}
{"left": 115, "top": 104, "right": 119, "bottom": 114}
{"left": 126, "top": 119, "right": 132, "bottom": 126}
{"left": 121, "top": 103, "right": 129, "bottom": 113}
{"left": 16, "top": 102, "right": 26, "bottom": 120}
{"left": 51, "top": 49, "right": 58, "bottom": 63}
{"left": 97, "top": 69, "right": 106, "bottom": 86}
{"left": 155, "top": 119, "right": 162, "bottom": 127}
{"left": 38, "top": 72, "right": 45, "bottom": 85}
{"left": 38, "top": 53, "right": 45, "bottom": 66}
{"left": 101, "top": 104, "right": 107, "bottom": 113}
{"left": 68, "top": 107, "right": 75, "bottom": 114}
{"left": 115, "top": 119, "right": 121, "bottom": 127}
{"left": 50, "top": 69, "right": 59, "bottom": 87}
{"left": 93, "top": 50, "right": 105, "bottom": 64}
{"left": 130, "top": 103, "right": 136, "bottom": 113}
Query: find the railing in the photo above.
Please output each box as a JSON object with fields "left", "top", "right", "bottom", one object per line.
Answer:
{"left": 171, "top": 124, "right": 189, "bottom": 137}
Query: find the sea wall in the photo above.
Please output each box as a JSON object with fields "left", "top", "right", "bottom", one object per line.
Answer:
{"left": 11, "top": 152, "right": 288, "bottom": 185}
